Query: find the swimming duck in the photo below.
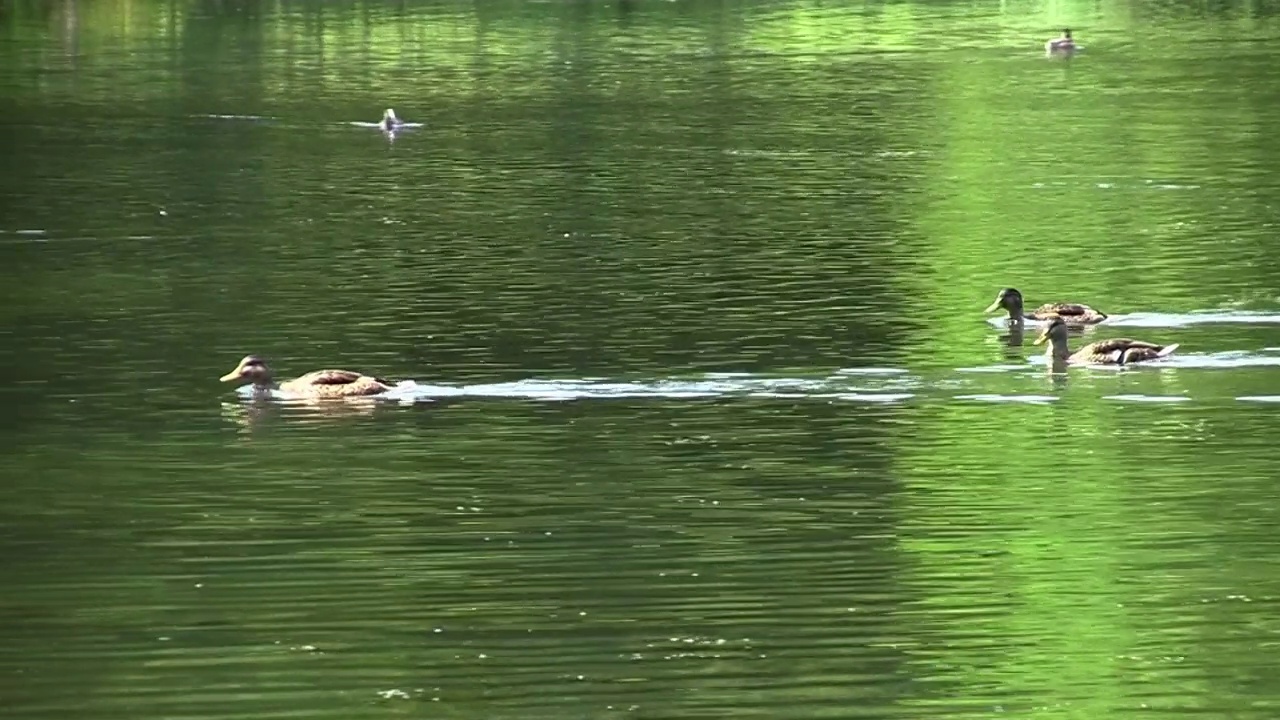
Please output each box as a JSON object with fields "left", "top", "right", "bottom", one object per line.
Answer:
{"left": 1034, "top": 315, "right": 1178, "bottom": 365}
{"left": 219, "top": 355, "right": 394, "bottom": 398}
{"left": 379, "top": 108, "right": 403, "bottom": 132}
{"left": 985, "top": 287, "right": 1107, "bottom": 325}
{"left": 1045, "top": 28, "right": 1076, "bottom": 53}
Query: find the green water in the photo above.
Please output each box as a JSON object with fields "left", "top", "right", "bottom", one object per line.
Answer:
{"left": 5, "top": 1, "right": 1280, "bottom": 718}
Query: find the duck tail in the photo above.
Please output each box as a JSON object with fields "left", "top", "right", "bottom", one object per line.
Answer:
{"left": 1156, "top": 343, "right": 1180, "bottom": 358}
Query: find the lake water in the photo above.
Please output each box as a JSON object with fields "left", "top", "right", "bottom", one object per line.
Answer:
{"left": 4, "top": 1, "right": 1280, "bottom": 718}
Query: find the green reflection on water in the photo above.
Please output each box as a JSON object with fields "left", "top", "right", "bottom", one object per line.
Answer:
{"left": 4, "top": 1, "right": 1280, "bottom": 719}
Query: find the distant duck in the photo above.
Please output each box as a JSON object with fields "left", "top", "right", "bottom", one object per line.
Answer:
{"left": 220, "top": 355, "right": 394, "bottom": 399}
{"left": 985, "top": 287, "right": 1108, "bottom": 325}
{"left": 379, "top": 108, "right": 403, "bottom": 131}
{"left": 1034, "top": 316, "right": 1178, "bottom": 366}
{"left": 1045, "top": 28, "right": 1076, "bottom": 53}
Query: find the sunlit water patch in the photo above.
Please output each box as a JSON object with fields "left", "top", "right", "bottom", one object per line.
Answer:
{"left": 1029, "top": 179, "right": 1200, "bottom": 190}
{"left": 828, "top": 392, "right": 917, "bottom": 402}
{"left": 956, "top": 364, "right": 1030, "bottom": 373}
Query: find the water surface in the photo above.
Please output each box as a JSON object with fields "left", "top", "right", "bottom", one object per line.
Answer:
{"left": 4, "top": 1, "right": 1280, "bottom": 718}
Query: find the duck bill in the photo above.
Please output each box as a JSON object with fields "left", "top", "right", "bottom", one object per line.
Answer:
{"left": 984, "top": 300, "right": 1002, "bottom": 313}
{"left": 219, "top": 370, "right": 243, "bottom": 383}
{"left": 1033, "top": 333, "right": 1048, "bottom": 346}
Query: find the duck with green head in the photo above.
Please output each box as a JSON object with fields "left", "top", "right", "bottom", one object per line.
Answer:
{"left": 985, "top": 287, "right": 1107, "bottom": 325}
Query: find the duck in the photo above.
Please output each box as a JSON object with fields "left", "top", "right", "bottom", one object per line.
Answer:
{"left": 1034, "top": 315, "right": 1178, "bottom": 365}
{"left": 379, "top": 108, "right": 403, "bottom": 132}
{"left": 219, "top": 355, "right": 394, "bottom": 398}
{"left": 985, "top": 287, "right": 1107, "bottom": 325}
{"left": 1045, "top": 28, "right": 1076, "bottom": 53}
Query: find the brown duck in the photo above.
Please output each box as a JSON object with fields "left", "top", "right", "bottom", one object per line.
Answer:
{"left": 219, "top": 355, "right": 394, "bottom": 398}
{"left": 985, "top": 287, "right": 1107, "bottom": 325}
{"left": 1034, "top": 316, "right": 1179, "bottom": 365}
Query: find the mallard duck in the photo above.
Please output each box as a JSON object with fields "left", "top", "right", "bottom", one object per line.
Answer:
{"left": 985, "top": 287, "right": 1107, "bottom": 325}
{"left": 1034, "top": 315, "right": 1178, "bottom": 365}
{"left": 219, "top": 355, "right": 394, "bottom": 398}
{"left": 1045, "top": 28, "right": 1076, "bottom": 53}
{"left": 379, "top": 108, "right": 402, "bottom": 132}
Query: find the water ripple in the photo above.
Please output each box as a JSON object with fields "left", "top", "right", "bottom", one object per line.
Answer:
{"left": 987, "top": 311, "right": 1280, "bottom": 330}
{"left": 224, "top": 354, "right": 1280, "bottom": 408}
{"left": 6, "top": 2, "right": 1280, "bottom": 720}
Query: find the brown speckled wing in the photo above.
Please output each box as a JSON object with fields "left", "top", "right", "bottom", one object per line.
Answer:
{"left": 1073, "top": 338, "right": 1165, "bottom": 364}
{"left": 1120, "top": 347, "right": 1164, "bottom": 363}
{"left": 312, "top": 378, "right": 388, "bottom": 398}
{"left": 294, "top": 369, "right": 365, "bottom": 386}
{"left": 1090, "top": 339, "right": 1160, "bottom": 354}
{"left": 280, "top": 375, "right": 390, "bottom": 398}
{"left": 1029, "top": 303, "right": 1106, "bottom": 321}
{"left": 1072, "top": 343, "right": 1117, "bottom": 364}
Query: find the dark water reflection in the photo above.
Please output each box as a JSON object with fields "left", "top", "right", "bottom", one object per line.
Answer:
{"left": 5, "top": 0, "right": 1280, "bottom": 718}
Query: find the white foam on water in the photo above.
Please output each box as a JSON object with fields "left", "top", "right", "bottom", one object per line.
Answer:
{"left": 954, "top": 394, "right": 1059, "bottom": 405}
{"left": 987, "top": 311, "right": 1280, "bottom": 330}
{"left": 227, "top": 355, "right": 1280, "bottom": 407}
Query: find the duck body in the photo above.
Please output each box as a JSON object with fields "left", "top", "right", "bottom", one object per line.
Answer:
{"left": 1060, "top": 338, "right": 1178, "bottom": 365}
{"left": 220, "top": 355, "right": 394, "bottom": 399}
{"left": 279, "top": 368, "right": 395, "bottom": 398}
{"left": 986, "top": 288, "right": 1107, "bottom": 325}
{"left": 1045, "top": 28, "right": 1076, "bottom": 53}
{"left": 1034, "top": 316, "right": 1178, "bottom": 366}
{"left": 1024, "top": 301, "right": 1107, "bottom": 324}
{"left": 379, "top": 108, "right": 403, "bottom": 132}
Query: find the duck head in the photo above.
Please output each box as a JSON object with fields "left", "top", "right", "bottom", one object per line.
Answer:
{"left": 984, "top": 288, "right": 1025, "bottom": 318}
{"left": 1032, "top": 316, "right": 1071, "bottom": 357}
{"left": 220, "top": 355, "right": 274, "bottom": 386}
{"left": 380, "top": 108, "right": 400, "bottom": 130}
